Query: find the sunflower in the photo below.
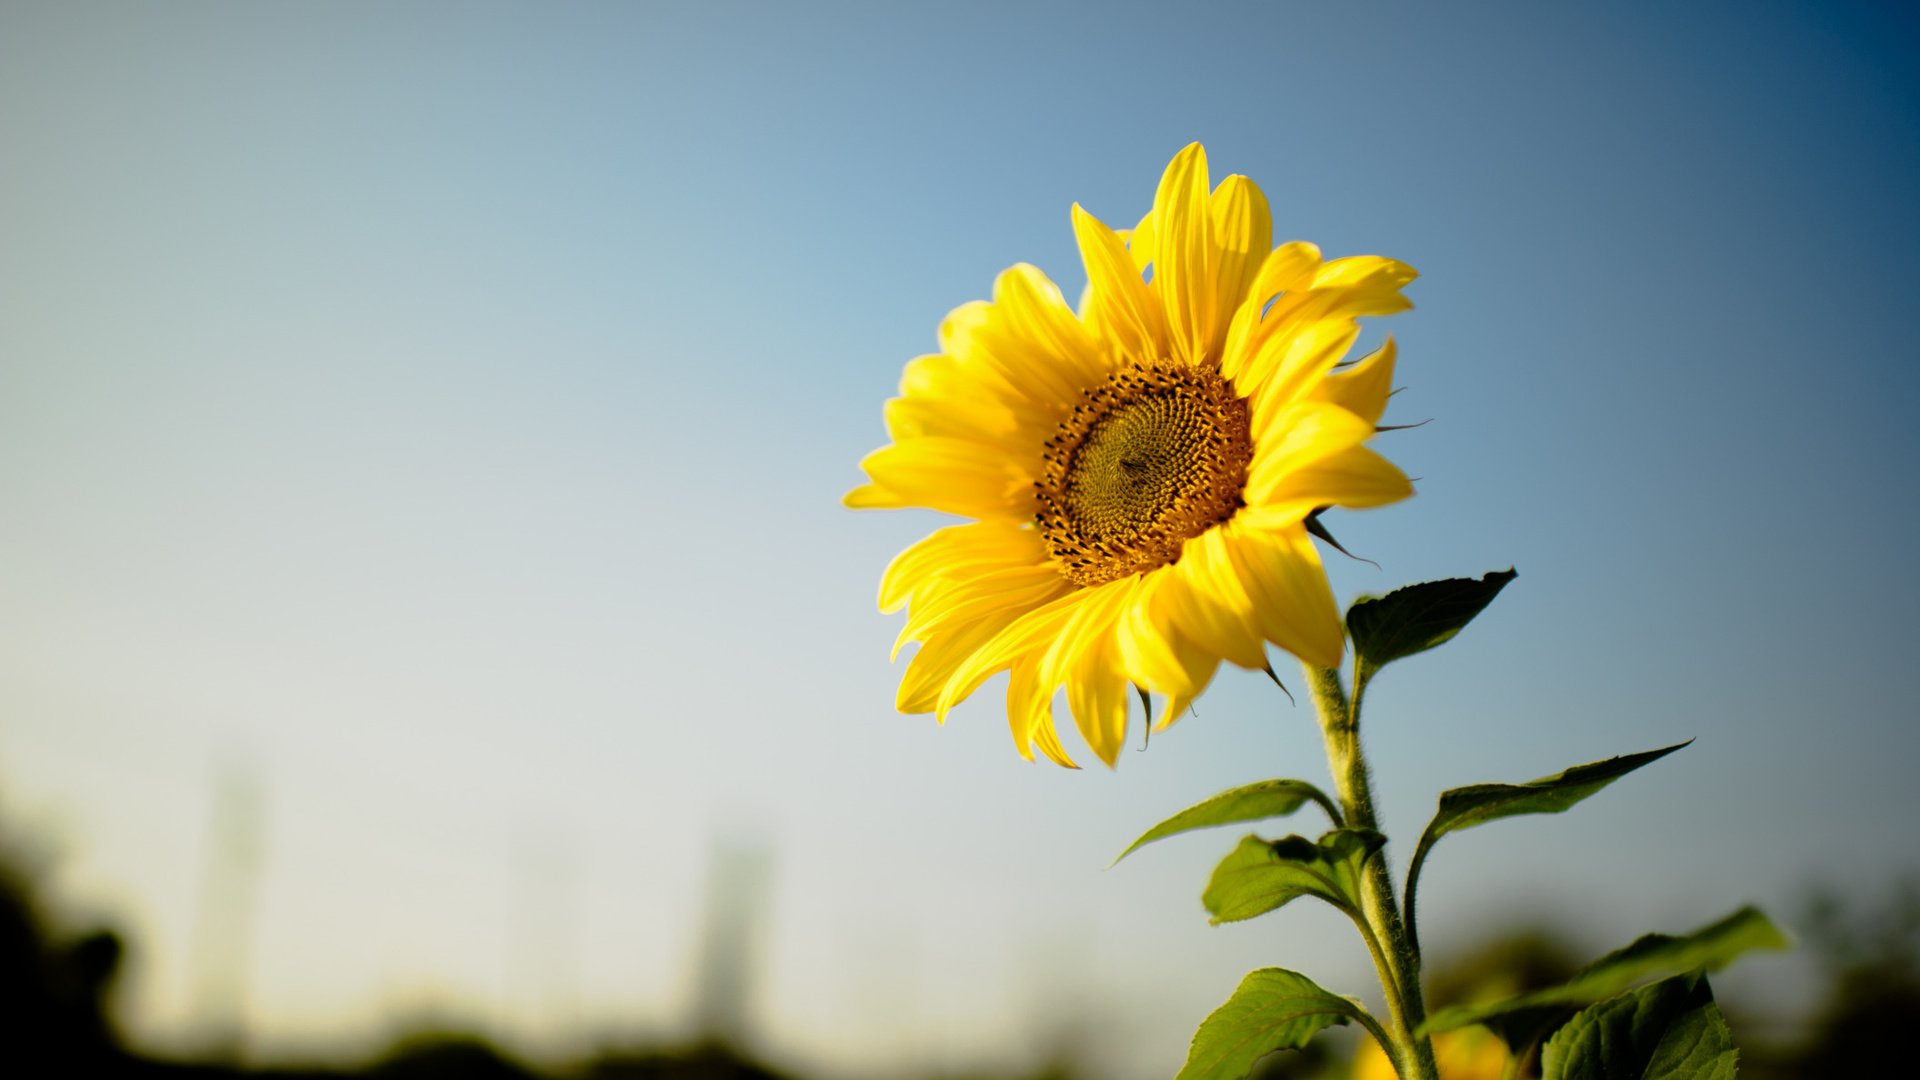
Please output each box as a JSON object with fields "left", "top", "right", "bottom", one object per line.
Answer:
{"left": 847, "top": 144, "right": 1416, "bottom": 767}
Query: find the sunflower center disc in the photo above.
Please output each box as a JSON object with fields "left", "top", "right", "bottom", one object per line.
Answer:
{"left": 1037, "top": 362, "right": 1253, "bottom": 587}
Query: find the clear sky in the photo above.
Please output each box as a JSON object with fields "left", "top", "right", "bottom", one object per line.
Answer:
{"left": 3, "top": 2, "right": 1917, "bottom": 1077}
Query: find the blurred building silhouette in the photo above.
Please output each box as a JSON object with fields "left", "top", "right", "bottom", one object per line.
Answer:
{"left": 187, "top": 763, "right": 268, "bottom": 1064}
{"left": 687, "top": 838, "right": 771, "bottom": 1049}
{"left": 505, "top": 833, "right": 580, "bottom": 1054}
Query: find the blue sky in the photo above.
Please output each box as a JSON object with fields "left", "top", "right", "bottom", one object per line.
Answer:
{"left": 3, "top": 2, "right": 1917, "bottom": 1076}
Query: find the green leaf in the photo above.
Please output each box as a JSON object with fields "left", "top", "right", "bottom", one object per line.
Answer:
{"left": 1402, "top": 741, "right": 1692, "bottom": 962}
{"left": 1541, "top": 971, "right": 1739, "bottom": 1080}
{"left": 1347, "top": 569, "right": 1516, "bottom": 691}
{"left": 1421, "top": 741, "right": 1692, "bottom": 847}
{"left": 1203, "top": 829, "right": 1385, "bottom": 925}
{"left": 1113, "top": 780, "right": 1341, "bottom": 865}
{"left": 1176, "top": 968, "right": 1358, "bottom": 1080}
{"left": 1423, "top": 906, "right": 1787, "bottom": 1039}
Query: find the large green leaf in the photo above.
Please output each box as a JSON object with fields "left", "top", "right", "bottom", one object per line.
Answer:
{"left": 1423, "top": 906, "right": 1786, "bottom": 1039}
{"left": 1347, "top": 569, "right": 1516, "bottom": 691}
{"left": 1541, "top": 971, "right": 1739, "bottom": 1080}
{"left": 1176, "top": 968, "right": 1359, "bottom": 1080}
{"left": 1113, "top": 780, "right": 1341, "bottom": 865}
{"left": 1203, "top": 829, "right": 1384, "bottom": 925}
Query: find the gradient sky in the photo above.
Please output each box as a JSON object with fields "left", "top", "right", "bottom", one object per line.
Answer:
{"left": 3, "top": 2, "right": 1917, "bottom": 1077}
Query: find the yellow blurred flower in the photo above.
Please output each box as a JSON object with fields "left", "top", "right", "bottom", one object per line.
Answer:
{"left": 1353, "top": 1028, "right": 1510, "bottom": 1080}
{"left": 847, "top": 144, "right": 1415, "bottom": 767}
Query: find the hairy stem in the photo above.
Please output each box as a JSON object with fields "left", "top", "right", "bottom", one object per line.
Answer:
{"left": 1305, "top": 664, "right": 1439, "bottom": 1080}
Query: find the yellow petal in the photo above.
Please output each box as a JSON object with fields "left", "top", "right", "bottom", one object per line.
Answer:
{"left": 1006, "top": 696, "right": 1037, "bottom": 758}
{"left": 1247, "top": 444, "right": 1413, "bottom": 525}
{"left": 1150, "top": 143, "right": 1216, "bottom": 365}
{"left": 883, "top": 394, "right": 1024, "bottom": 450}
{"left": 1315, "top": 337, "right": 1397, "bottom": 427}
{"left": 896, "top": 612, "right": 1017, "bottom": 714}
{"left": 897, "top": 351, "right": 993, "bottom": 403}
{"left": 1165, "top": 529, "right": 1268, "bottom": 671}
{"left": 1244, "top": 400, "right": 1376, "bottom": 506}
{"left": 897, "top": 347, "right": 1009, "bottom": 411}
{"left": 1066, "top": 631, "right": 1131, "bottom": 767}
{"left": 894, "top": 566, "right": 1068, "bottom": 659}
{"left": 1221, "top": 242, "right": 1323, "bottom": 380}
{"left": 1113, "top": 571, "right": 1222, "bottom": 731}
{"left": 1225, "top": 522, "right": 1344, "bottom": 669}
{"left": 939, "top": 290, "right": 1074, "bottom": 419}
{"left": 934, "top": 301, "right": 1015, "bottom": 400}
{"left": 1007, "top": 657, "right": 1082, "bottom": 768}
{"left": 1312, "top": 255, "right": 1418, "bottom": 292}
{"left": 1208, "top": 174, "right": 1272, "bottom": 332}
{"left": 1072, "top": 203, "right": 1166, "bottom": 364}
{"left": 1216, "top": 301, "right": 1262, "bottom": 382}
{"left": 1151, "top": 684, "right": 1201, "bottom": 733}
{"left": 1005, "top": 657, "right": 1048, "bottom": 763}
{"left": 1306, "top": 257, "right": 1419, "bottom": 321}
{"left": 1247, "top": 319, "right": 1362, "bottom": 418}
{"left": 1246, "top": 241, "right": 1324, "bottom": 313}
{"left": 878, "top": 521, "right": 1043, "bottom": 613}
{"left": 937, "top": 586, "right": 1094, "bottom": 719}
{"left": 925, "top": 306, "right": 1062, "bottom": 434}
{"left": 1113, "top": 572, "right": 1187, "bottom": 695}
{"left": 1227, "top": 252, "right": 1411, "bottom": 398}
{"left": 891, "top": 349, "right": 1056, "bottom": 450}
{"left": 1028, "top": 714, "right": 1078, "bottom": 767}
{"left": 1128, "top": 209, "right": 1157, "bottom": 275}
{"left": 1035, "top": 575, "right": 1138, "bottom": 690}
{"left": 848, "top": 437, "right": 1034, "bottom": 519}
{"left": 990, "top": 263, "right": 1111, "bottom": 398}
{"left": 1021, "top": 657, "right": 1082, "bottom": 764}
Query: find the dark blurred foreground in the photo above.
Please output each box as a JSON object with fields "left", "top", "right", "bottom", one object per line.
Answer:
{"left": 4, "top": 830, "right": 1915, "bottom": 1080}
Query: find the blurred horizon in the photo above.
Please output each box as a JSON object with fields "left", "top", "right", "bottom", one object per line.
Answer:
{"left": 4, "top": 2, "right": 1918, "bottom": 1077}
{"left": 7, "top": 816, "right": 1913, "bottom": 1079}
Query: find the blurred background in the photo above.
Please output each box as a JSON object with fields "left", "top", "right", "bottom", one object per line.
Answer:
{"left": 3, "top": 1, "right": 1917, "bottom": 1077}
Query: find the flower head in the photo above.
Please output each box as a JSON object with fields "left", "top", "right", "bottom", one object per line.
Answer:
{"left": 847, "top": 144, "right": 1415, "bottom": 767}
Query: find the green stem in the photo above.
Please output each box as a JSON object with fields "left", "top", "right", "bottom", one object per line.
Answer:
{"left": 1348, "top": 1005, "right": 1400, "bottom": 1069}
{"left": 1339, "top": 900, "right": 1401, "bottom": 1010}
{"left": 1403, "top": 834, "right": 1434, "bottom": 962}
{"left": 1304, "top": 663, "right": 1439, "bottom": 1080}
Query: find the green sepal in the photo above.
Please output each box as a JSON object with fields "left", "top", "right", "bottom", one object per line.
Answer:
{"left": 1421, "top": 906, "right": 1786, "bottom": 1046}
{"left": 1113, "top": 780, "right": 1342, "bottom": 865}
{"left": 1203, "top": 829, "right": 1385, "bottom": 925}
{"left": 1347, "top": 568, "right": 1516, "bottom": 693}
{"left": 1176, "top": 967, "right": 1360, "bottom": 1080}
{"left": 1540, "top": 971, "right": 1739, "bottom": 1080}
